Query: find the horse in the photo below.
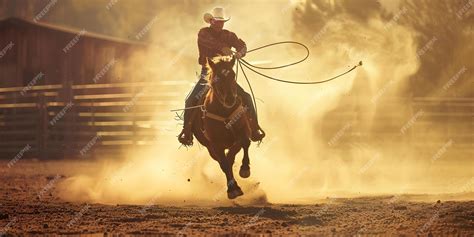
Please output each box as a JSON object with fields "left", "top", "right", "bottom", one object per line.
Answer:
{"left": 191, "top": 55, "right": 252, "bottom": 199}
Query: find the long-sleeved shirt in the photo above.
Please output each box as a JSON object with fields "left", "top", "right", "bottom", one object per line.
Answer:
{"left": 197, "top": 27, "right": 246, "bottom": 65}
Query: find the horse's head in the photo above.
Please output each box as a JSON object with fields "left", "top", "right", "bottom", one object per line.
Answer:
{"left": 206, "top": 56, "right": 238, "bottom": 108}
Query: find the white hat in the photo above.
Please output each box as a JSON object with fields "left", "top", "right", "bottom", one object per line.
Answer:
{"left": 203, "top": 7, "right": 231, "bottom": 23}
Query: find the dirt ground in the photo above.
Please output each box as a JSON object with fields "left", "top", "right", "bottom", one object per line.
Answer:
{"left": 1, "top": 160, "right": 473, "bottom": 236}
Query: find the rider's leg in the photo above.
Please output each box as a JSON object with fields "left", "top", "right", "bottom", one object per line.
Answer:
{"left": 237, "top": 85, "right": 265, "bottom": 142}
{"left": 178, "top": 68, "right": 209, "bottom": 146}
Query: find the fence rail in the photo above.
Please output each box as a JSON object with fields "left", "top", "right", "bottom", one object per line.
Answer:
{"left": 0, "top": 82, "right": 472, "bottom": 159}
{"left": 0, "top": 81, "right": 190, "bottom": 159}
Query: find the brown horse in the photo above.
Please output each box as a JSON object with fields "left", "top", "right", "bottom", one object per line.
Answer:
{"left": 191, "top": 56, "right": 252, "bottom": 199}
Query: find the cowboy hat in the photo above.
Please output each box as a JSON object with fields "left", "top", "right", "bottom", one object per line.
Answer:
{"left": 203, "top": 7, "right": 230, "bottom": 23}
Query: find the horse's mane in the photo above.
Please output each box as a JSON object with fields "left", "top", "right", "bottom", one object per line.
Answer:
{"left": 203, "top": 56, "right": 236, "bottom": 103}
{"left": 205, "top": 55, "right": 233, "bottom": 83}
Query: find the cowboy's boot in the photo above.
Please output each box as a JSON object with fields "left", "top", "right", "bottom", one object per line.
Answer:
{"left": 239, "top": 91, "right": 265, "bottom": 142}
{"left": 248, "top": 114, "right": 265, "bottom": 142}
{"left": 178, "top": 109, "right": 194, "bottom": 146}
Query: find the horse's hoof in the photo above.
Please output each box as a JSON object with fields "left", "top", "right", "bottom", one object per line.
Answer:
{"left": 239, "top": 166, "right": 251, "bottom": 178}
{"left": 227, "top": 187, "right": 244, "bottom": 199}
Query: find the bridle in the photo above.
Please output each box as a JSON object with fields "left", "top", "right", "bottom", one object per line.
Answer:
{"left": 201, "top": 67, "right": 244, "bottom": 127}
{"left": 209, "top": 73, "right": 238, "bottom": 109}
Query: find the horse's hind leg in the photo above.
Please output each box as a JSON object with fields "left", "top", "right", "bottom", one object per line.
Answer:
{"left": 239, "top": 138, "right": 251, "bottom": 178}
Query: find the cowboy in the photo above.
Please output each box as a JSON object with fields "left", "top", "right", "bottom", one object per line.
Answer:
{"left": 178, "top": 7, "right": 265, "bottom": 146}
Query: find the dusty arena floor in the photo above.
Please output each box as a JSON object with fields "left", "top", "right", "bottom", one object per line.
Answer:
{"left": 1, "top": 160, "right": 473, "bottom": 236}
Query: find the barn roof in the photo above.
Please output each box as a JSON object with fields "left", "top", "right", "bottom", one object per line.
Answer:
{"left": 0, "top": 17, "right": 147, "bottom": 46}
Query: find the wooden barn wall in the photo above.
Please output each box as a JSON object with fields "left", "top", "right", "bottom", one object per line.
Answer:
{"left": 0, "top": 20, "right": 142, "bottom": 87}
{"left": 0, "top": 22, "right": 18, "bottom": 87}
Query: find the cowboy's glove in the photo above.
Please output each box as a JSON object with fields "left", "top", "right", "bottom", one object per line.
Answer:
{"left": 221, "top": 47, "right": 233, "bottom": 56}
{"left": 235, "top": 46, "right": 247, "bottom": 59}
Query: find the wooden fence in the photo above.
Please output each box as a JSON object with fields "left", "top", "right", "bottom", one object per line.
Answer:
{"left": 323, "top": 96, "right": 473, "bottom": 159}
{"left": 0, "top": 82, "right": 472, "bottom": 159}
{"left": 0, "top": 81, "right": 190, "bottom": 159}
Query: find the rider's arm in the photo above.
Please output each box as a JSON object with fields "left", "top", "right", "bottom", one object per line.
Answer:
{"left": 228, "top": 32, "right": 247, "bottom": 58}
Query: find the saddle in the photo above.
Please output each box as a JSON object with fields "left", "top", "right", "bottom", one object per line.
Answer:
{"left": 192, "top": 94, "right": 247, "bottom": 137}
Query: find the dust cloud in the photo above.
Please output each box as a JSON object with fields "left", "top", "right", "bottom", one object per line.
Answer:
{"left": 49, "top": 0, "right": 473, "bottom": 204}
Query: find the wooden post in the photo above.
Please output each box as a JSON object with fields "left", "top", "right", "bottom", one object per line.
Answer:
{"left": 62, "top": 80, "right": 74, "bottom": 159}
{"left": 37, "top": 92, "right": 48, "bottom": 160}
{"left": 132, "top": 85, "right": 138, "bottom": 148}
{"left": 91, "top": 100, "right": 97, "bottom": 159}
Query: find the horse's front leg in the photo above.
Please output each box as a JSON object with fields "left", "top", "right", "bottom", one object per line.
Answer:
{"left": 207, "top": 145, "right": 243, "bottom": 199}
{"left": 239, "top": 138, "right": 251, "bottom": 178}
{"left": 226, "top": 143, "right": 242, "bottom": 167}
